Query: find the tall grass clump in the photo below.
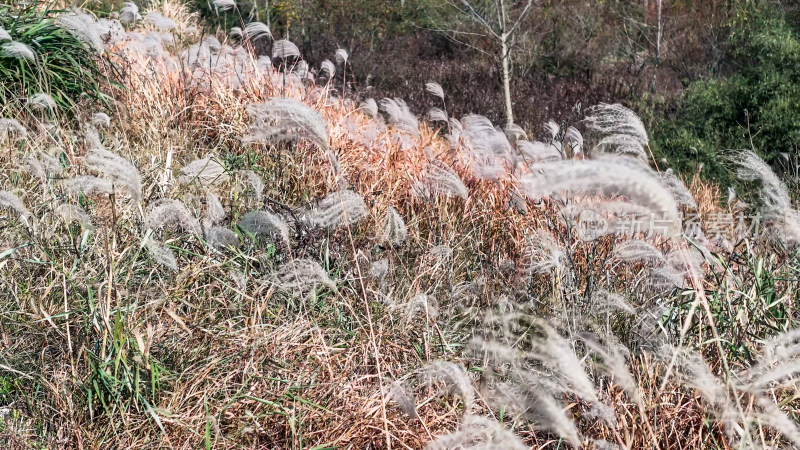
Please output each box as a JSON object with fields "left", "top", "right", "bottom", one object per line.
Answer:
{"left": 0, "top": 2, "right": 114, "bottom": 113}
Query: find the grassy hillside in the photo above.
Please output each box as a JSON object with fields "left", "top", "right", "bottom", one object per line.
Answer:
{"left": 0, "top": 1, "right": 799, "bottom": 449}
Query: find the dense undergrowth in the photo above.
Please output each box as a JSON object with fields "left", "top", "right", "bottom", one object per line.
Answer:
{"left": 0, "top": 1, "right": 799, "bottom": 449}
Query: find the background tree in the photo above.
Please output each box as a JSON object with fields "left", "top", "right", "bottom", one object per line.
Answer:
{"left": 442, "top": 0, "right": 534, "bottom": 125}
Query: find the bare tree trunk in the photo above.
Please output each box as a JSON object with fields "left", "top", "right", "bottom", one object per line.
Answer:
{"left": 501, "top": 33, "right": 514, "bottom": 125}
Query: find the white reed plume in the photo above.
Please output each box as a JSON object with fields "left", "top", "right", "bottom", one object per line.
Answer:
{"left": 120, "top": 2, "right": 142, "bottom": 24}
{"left": 418, "top": 361, "right": 475, "bottom": 411}
{"left": 145, "top": 12, "right": 177, "bottom": 32}
{"left": 521, "top": 228, "right": 565, "bottom": 274}
{"left": 243, "top": 98, "right": 330, "bottom": 152}
{"left": 334, "top": 48, "right": 348, "bottom": 64}
{"left": 516, "top": 140, "right": 561, "bottom": 164}
{"left": 425, "top": 82, "right": 444, "bottom": 100}
{"left": 58, "top": 12, "right": 104, "bottom": 53}
{"left": 303, "top": 190, "right": 368, "bottom": 229}
{"left": 659, "top": 168, "right": 697, "bottom": 208}
{"left": 504, "top": 123, "right": 527, "bottom": 141}
{"left": 584, "top": 103, "right": 649, "bottom": 146}
{"left": 28, "top": 93, "right": 56, "bottom": 111}
{"left": 237, "top": 210, "right": 290, "bottom": 247}
{"left": 204, "top": 226, "right": 239, "bottom": 249}
{"left": 387, "top": 381, "right": 416, "bottom": 417}
{"left": 545, "top": 120, "right": 560, "bottom": 141}
{"left": 360, "top": 98, "right": 378, "bottom": 119}
{"left": 55, "top": 204, "right": 94, "bottom": 231}
{"left": 270, "top": 259, "right": 336, "bottom": 298}
{"left": 1, "top": 42, "right": 36, "bottom": 63}
{"left": 177, "top": 157, "right": 229, "bottom": 185}
{"left": 0, "top": 191, "right": 32, "bottom": 220}
{"left": 418, "top": 161, "right": 468, "bottom": 200}
{"left": 244, "top": 22, "right": 271, "bottom": 41}
{"left": 0, "top": 118, "right": 26, "bottom": 137}
{"left": 379, "top": 98, "right": 419, "bottom": 136}
{"left": 213, "top": 0, "right": 237, "bottom": 13}
{"left": 521, "top": 157, "right": 681, "bottom": 237}
{"left": 320, "top": 59, "right": 335, "bottom": 78}
{"left": 382, "top": 206, "right": 407, "bottom": 247}
{"left": 426, "top": 415, "right": 527, "bottom": 450}
{"left": 145, "top": 199, "right": 202, "bottom": 235}
{"left": 85, "top": 147, "right": 142, "bottom": 202}
{"left": 271, "top": 39, "right": 300, "bottom": 59}
{"left": 236, "top": 170, "right": 264, "bottom": 202}
{"left": 427, "top": 107, "right": 448, "bottom": 123}
{"left": 24, "top": 151, "right": 62, "bottom": 180}
{"left": 204, "top": 191, "right": 226, "bottom": 226}
{"left": 91, "top": 112, "right": 111, "bottom": 128}
{"left": 0, "top": 27, "right": 11, "bottom": 42}
{"left": 144, "top": 236, "right": 178, "bottom": 271}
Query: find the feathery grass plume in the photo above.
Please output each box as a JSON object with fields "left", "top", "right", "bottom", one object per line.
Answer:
{"left": 504, "top": 123, "right": 527, "bottom": 141}
{"left": 334, "top": 48, "right": 348, "bottom": 64}
{"left": 204, "top": 191, "right": 226, "bottom": 226}
{"left": 213, "top": 0, "right": 237, "bottom": 13}
{"left": 754, "top": 397, "right": 800, "bottom": 446}
{"left": 0, "top": 27, "right": 11, "bottom": 42}
{"left": 0, "top": 191, "right": 32, "bottom": 220}
{"left": 293, "top": 60, "right": 311, "bottom": 78}
{"left": 244, "top": 22, "right": 271, "bottom": 41}
{"left": 229, "top": 26, "right": 242, "bottom": 41}
{"left": 578, "top": 332, "right": 640, "bottom": 402}
{"left": 91, "top": 112, "right": 111, "bottom": 128}
{"left": 731, "top": 150, "right": 800, "bottom": 244}
{"left": 55, "top": 204, "right": 94, "bottom": 231}
{"left": 379, "top": 98, "right": 419, "bottom": 136}
{"left": 387, "top": 380, "right": 416, "bottom": 417}
{"left": 531, "top": 321, "right": 599, "bottom": 402}
{"left": 426, "top": 414, "right": 527, "bottom": 450}
{"left": 461, "top": 115, "right": 513, "bottom": 157}
{"left": 1, "top": 41, "right": 36, "bottom": 62}
{"left": 320, "top": 59, "right": 335, "bottom": 78}
{"left": 360, "top": 98, "right": 378, "bottom": 119}
{"left": 57, "top": 12, "right": 104, "bottom": 53}
{"left": 585, "top": 103, "right": 648, "bottom": 145}
{"left": 417, "top": 161, "right": 468, "bottom": 200}
{"left": 271, "top": 259, "right": 335, "bottom": 298}
{"left": 204, "top": 226, "right": 239, "bottom": 249}
{"left": 516, "top": 140, "right": 561, "bottom": 163}
{"left": 63, "top": 176, "right": 114, "bottom": 197}
{"left": 236, "top": 170, "right": 264, "bottom": 202}
{"left": 86, "top": 147, "right": 143, "bottom": 202}
{"left": 303, "top": 190, "right": 368, "bottom": 228}
{"left": 594, "top": 134, "right": 647, "bottom": 160}
{"left": 145, "top": 12, "right": 177, "bottom": 32}
{"left": 521, "top": 228, "right": 565, "bottom": 274}
{"left": 545, "top": 120, "right": 560, "bottom": 141}
{"left": 24, "top": 151, "right": 62, "bottom": 180}
{"left": 144, "top": 236, "right": 178, "bottom": 271}
{"left": 0, "top": 118, "right": 26, "bottom": 137}
{"left": 370, "top": 258, "right": 389, "bottom": 281}
{"left": 177, "top": 157, "right": 229, "bottom": 185}
{"left": 383, "top": 206, "right": 407, "bottom": 247}
{"left": 590, "top": 289, "right": 635, "bottom": 315}
{"left": 146, "top": 199, "right": 202, "bottom": 235}
{"left": 613, "top": 239, "right": 666, "bottom": 264}
{"left": 521, "top": 157, "right": 681, "bottom": 237}
{"left": 660, "top": 345, "right": 740, "bottom": 433}
{"left": 659, "top": 168, "right": 697, "bottom": 208}
{"left": 418, "top": 361, "right": 475, "bottom": 412}
{"left": 566, "top": 126, "right": 583, "bottom": 153}
{"left": 28, "top": 93, "right": 57, "bottom": 111}
{"left": 237, "top": 210, "right": 290, "bottom": 246}
{"left": 400, "top": 293, "right": 438, "bottom": 326}
{"left": 120, "top": 2, "right": 142, "bottom": 24}
{"left": 427, "top": 107, "right": 448, "bottom": 123}
{"left": 271, "top": 39, "right": 300, "bottom": 59}
{"left": 425, "top": 81, "right": 444, "bottom": 100}
{"left": 243, "top": 98, "right": 330, "bottom": 151}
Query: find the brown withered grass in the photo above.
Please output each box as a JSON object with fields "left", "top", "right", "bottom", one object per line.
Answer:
{"left": 0, "top": 18, "right": 797, "bottom": 450}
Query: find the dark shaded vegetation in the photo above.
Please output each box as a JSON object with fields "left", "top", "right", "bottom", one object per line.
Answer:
{"left": 190, "top": 0, "right": 799, "bottom": 186}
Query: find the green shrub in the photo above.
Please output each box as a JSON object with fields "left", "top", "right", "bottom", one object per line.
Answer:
{"left": 653, "top": 0, "right": 800, "bottom": 185}
{"left": 0, "top": 2, "right": 114, "bottom": 115}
